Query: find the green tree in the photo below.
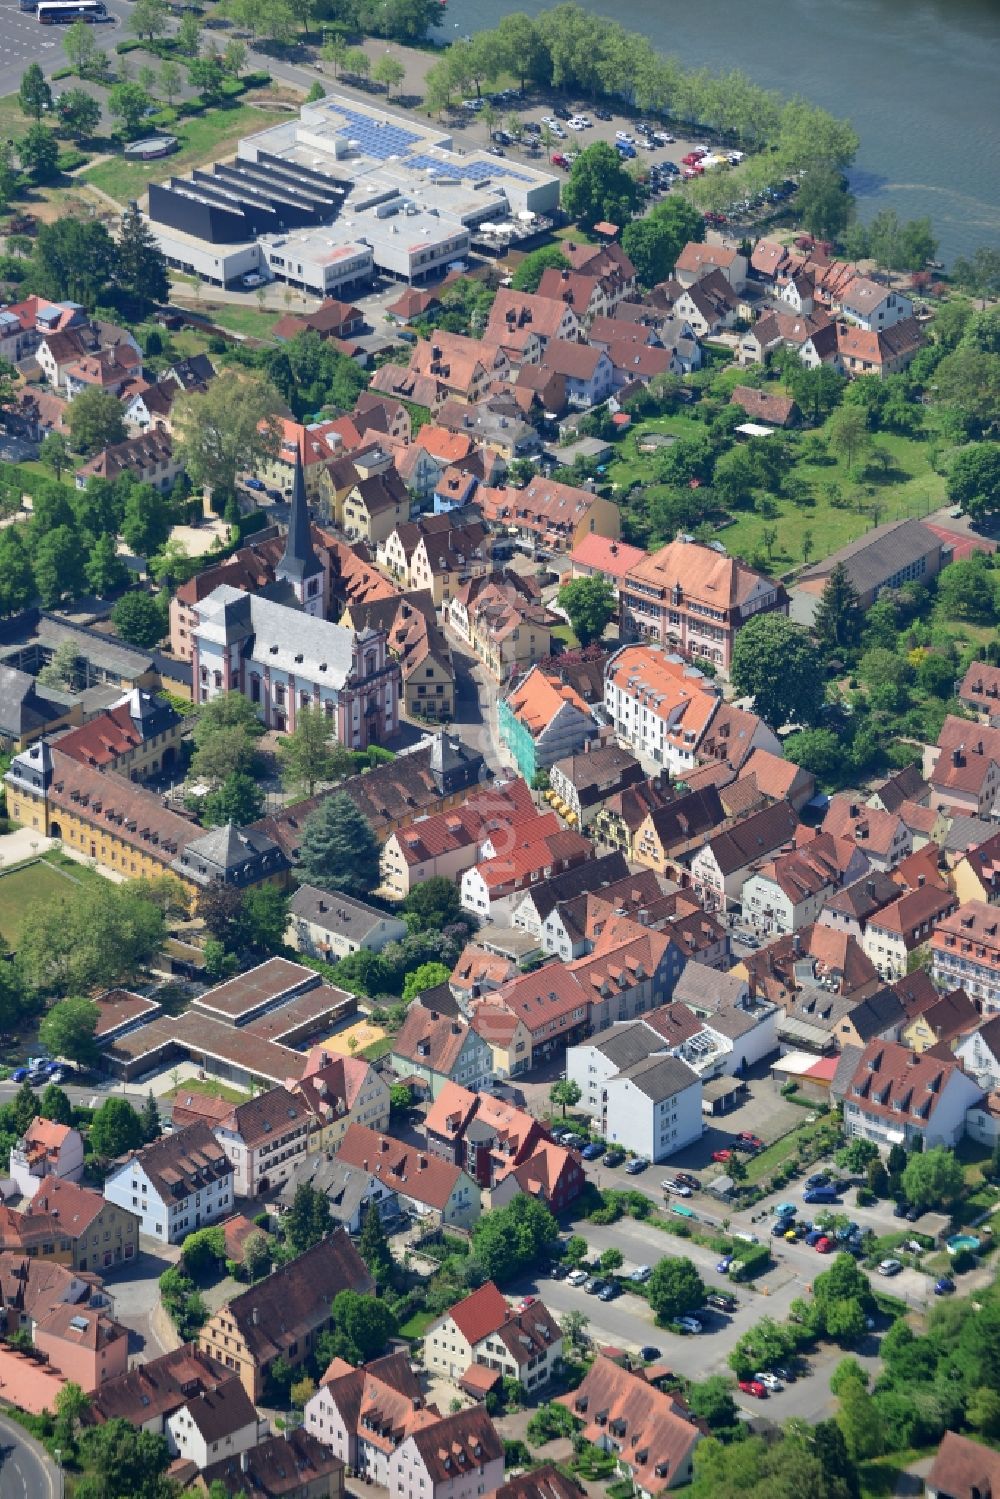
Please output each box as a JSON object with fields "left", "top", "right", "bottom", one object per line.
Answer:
{"left": 37, "top": 638, "right": 82, "bottom": 691}
{"left": 621, "top": 197, "right": 704, "bottom": 287}
{"left": 837, "top": 1137, "right": 879, "bottom": 1173}
{"left": 19, "top": 63, "right": 52, "bottom": 121}
{"left": 38, "top": 996, "right": 99, "bottom": 1066}
{"left": 320, "top": 1287, "right": 395, "bottom": 1365}
{"left": 63, "top": 18, "right": 99, "bottom": 76}
{"left": 402, "top": 876, "right": 464, "bottom": 934}
{"left": 129, "top": 0, "right": 170, "bottom": 42}
{"left": 241, "top": 885, "right": 289, "bottom": 956}
{"left": 241, "top": 1228, "right": 272, "bottom": 1282}
{"left": 85, "top": 533, "right": 129, "bottom": 597}
{"left": 112, "top": 590, "right": 167, "bottom": 648}
{"left": 511, "top": 245, "right": 570, "bottom": 293}
{"left": 67, "top": 386, "right": 126, "bottom": 456}
{"left": 285, "top": 1182, "right": 332, "bottom": 1255}
{"left": 731, "top": 613, "right": 825, "bottom": 728}
{"left": 935, "top": 553, "right": 996, "bottom": 621}
{"left": 836, "top": 1377, "right": 884, "bottom": 1462}
{"left": 181, "top": 1225, "right": 227, "bottom": 1277}
{"left": 599, "top": 1246, "right": 623, "bottom": 1273}
{"left": 782, "top": 727, "right": 843, "bottom": 783}
{"left": 115, "top": 201, "right": 170, "bottom": 310}
{"left": 277, "top": 705, "right": 340, "bottom": 796}
{"left": 19, "top": 123, "right": 59, "bottom": 183}
{"left": 827, "top": 403, "right": 872, "bottom": 471}
{"left": 549, "top": 1079, "right": 582, "bottom": 1117}
{"left": 472, "top": 1194, "right": 558, "bottom": 1283}
{"left": 32, "top": 526, "right": 85, "bottom": 607}
{"left": 402, "top": 961, "right": 451, "bottom": 999}
{"left": 952, "top": 247, "right": 1000, "bottom": 299}
{"left": 173, "top": 373, "right": 282, "bottom": 507}
{"left": 358, "top": 1201, "right": 394, "bottom": 1288}
{"left": 687, "top": 1375, "right": 739, "bottom": 1433}
{"left": 122, "top": 482, "right": 172, "bottom": 557}
{"left": 37, "top": 1082, "right": 73, "bottom": 1126}
{"left": 797, "top": 165, "right": 855, "bottom": 241}
{"left": 108, "top": 82, "right": 152, "bottom": 141}
{"left": 647, "top": 1256, "right": 705, "bottom": 1322}
{"left": 298, "top": 792, "right": 381, "bottom": 899}
{"left": 17, "top": 881, "right": 165, "bottom": 998}
{"left": 140, "top": 1091, "right": 161, "bottom": 1143}
{"left": 39, "top": 432, "right": 72, "bottom": 481}
{"left": 561, "top": 142, "right": 640, "bottom": 230}
{"left": 89, "top": 1096, "right": 145, "bottom": 1158}
{"left": 201, "top": 771, "right": 266, "bottom": 828}
{"left": 158, "top": 60, "right": 182, "bottom": 105}
{"left": 556, "top": 576, "right": 616, "bottom": 647}
{"left": 223, "top": 38, "right": 248, "bottom": 76}
{"left": 372, "top": 53, "right": 406, "bottom": 97}
{"left": 76, "top": 1417, "right": 171, "bottom": 1499}
{"left": 814, "top": 561, "right": 862, "bottom": 655}
{"left": 902, "top": 1145, "right": 964, "bottom": 1209}
{"left": 948, "top": 443, "right": 1000, "bottom": 521}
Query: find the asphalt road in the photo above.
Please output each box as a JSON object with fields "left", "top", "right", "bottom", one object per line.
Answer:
{"left": 0, "top": 0, "right": 131, "bottom": 100}
{"left": 0, "top": 1413, "right": 59, "bottom": 1499}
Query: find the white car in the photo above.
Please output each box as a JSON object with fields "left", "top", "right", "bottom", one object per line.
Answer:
{"left": 662, "top": 1179, "right": 692, "bottom": 1197}
{"left": 567, "top": 119, "right": 585, "bottom": 130}
{"left": 241, "top": 272, "right": 266, "bottom": 288}
{"left": 755, "top": 1371, "right": 783, "bottom": 1391}
{"left": 878, "top": 1258, "right": 903, "bottom": 1277}
{"left": 567, "top": 1268, "right": 589, "bottom": 1287}
{"left": 615, "top": 130, "right": 633, "bottom": 143}
{"left": 630, "top": 1264, "right": 652, "bottom": 1283}
{"left": 677, "top": 1316, "right": 703, "bottom": 1334}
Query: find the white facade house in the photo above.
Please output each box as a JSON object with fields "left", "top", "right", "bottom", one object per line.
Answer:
{"left": 568, "top": 1025, "right": 702, "bottom": 1161}
{"left": 388, "top": 1409, "right": 504, "bottom": 1499}
{"left": 211, "top": 1087, "right": 313, "bottom": 1200}
{"left": 836, "top": 278, "right": 913, "bottom": 332}
{"left": 286, "top": 885, "right": 407, "bottom": 960}
{"left": 838, "top": 1041, "right": 985, "bottom": 1152}
{"left": 165, "top": 1394, "right": 263, "bottom": 1472}
{"left": 103, "top": 1123, "right": 234, "bottom": 1244}
{"left": 423, "top": 1281, "right": 563, "bottom": 1392}
{"left": 955, "top": 1018, "right": 1000, "bottom": 1094}
{"left": 9, "top": 1119, "right": 85, "bottom": 1203}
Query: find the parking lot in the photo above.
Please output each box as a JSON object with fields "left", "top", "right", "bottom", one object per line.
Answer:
{"left": 0, "top": 0, "right": 130, "bottom": 99}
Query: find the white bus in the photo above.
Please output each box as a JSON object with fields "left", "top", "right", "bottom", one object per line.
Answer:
{"left": 38, "top": 0, "right": 107, "bottom": 22}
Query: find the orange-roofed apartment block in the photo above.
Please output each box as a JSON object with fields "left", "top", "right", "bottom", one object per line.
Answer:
{"left": 604, "top": 644, "right": 724, "bottom": 775}
{"left": 619, "top": 538, "right": 787, "bottom": 674}
{"left": 499, "top": 665, "right": 597, "bottom": 782}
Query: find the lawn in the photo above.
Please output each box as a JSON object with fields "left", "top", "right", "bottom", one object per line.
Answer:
{"left": 83, "top": 103, "right": 278, "bottom": 203}
{"left": 721, "top": 427, "right": 947, "bottom": 571}
{"left": 398, "top": 1308, "right": 438, "bottom": 1339}
{"left": 0, "top": 95, "right": 31, "bottom": 147}
{"left": 603, "top": 413, "right": 705, "bottom": 490}
{"left": 362, "top": 1036, "right": 395, "bottom": 1062}
{"left": 197, "top": 304, "right": 280, "bottom": 340}
{"left": 0, "top": 859, "right": 82, "bottom": 949}
{"left": 162, "top": 1077, "right": 249, "bottom": 1105}
{"left": 741, "top": 1112, "right": 838, "bottom": 1187}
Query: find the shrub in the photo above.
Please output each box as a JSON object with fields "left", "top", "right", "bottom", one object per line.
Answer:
{"left": 52, "top": 67, "right": 74, "bottom": 80}
{"left": 178, "top": 99, "right": 206, "bottom": 116}
{"left": 150, "top": 108, "right": 178, "bottom": 126}
{"left": 56, "top": 149, "right": 89, "bottom": 172}
{"left": 220, "top": 77, "right": 245, "bottom": 97}
{"left": 116, "top": 38, "right": 143, "bottom": 52}
{"left": 243, "top": 69, "right": 271, "bottom": 87}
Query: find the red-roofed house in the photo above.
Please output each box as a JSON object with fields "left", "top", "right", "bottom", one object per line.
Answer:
{"left": 460, "top": 820, "right": 592, "bottom": 922}
{"left": 474, "top": 965, "right": 592, "bottom": 1069}
{"left": 425, "top": 1282, "right": 563, "bottom": 1391}
{"left": 673, "top": 242, "right": 748, "bottom": 291}
{"left": 422, "top": 1082, "right": 583, "bottom": 1206}
{"left": 335, "top": 1124, "right": 480, "bottom": 1228}
{"left": 304, "top": 1350, "right": 427, "bottom": 1485}
{"left": 379, "top": 779, "right": 537, "bottom": 900}
{"left": 835, "top": 1039, "right": 984, "bottom": 1151}
{"left": 499, "top": 666, "right": 597, "bottom": 783}
{"left": 557, "top": 1356, "right": 702, "bottom": 1495}
{"left": 9, "top": 1117, "right": 84, "bottom": 1202}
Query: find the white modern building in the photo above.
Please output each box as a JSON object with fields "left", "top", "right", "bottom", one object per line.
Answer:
{"left": 567, "top": 1024, "right": 702, "bottom": 1162}
{"left": 103, "top": 1123, "right": 234, "bottom": 1244}
{"left": 148, "top": 93, "right": 560, "bottom": 291}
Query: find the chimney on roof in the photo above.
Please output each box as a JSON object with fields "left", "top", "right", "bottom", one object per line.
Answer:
{"left": 952, "top": 747, "right": 964, "bottom": 767}
{"left": 251, "top": 1306, "right": 260, "bottom": 1326}
{"left": 918, "top": 873, "right": 925, "bottom": 887}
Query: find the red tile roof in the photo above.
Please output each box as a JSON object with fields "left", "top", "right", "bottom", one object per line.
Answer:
{"left": 449, "top": 1281, "right": 510, "bottom": 1345}
{"left": 335, "top": 1124, "right": 468, "bottom": 1211}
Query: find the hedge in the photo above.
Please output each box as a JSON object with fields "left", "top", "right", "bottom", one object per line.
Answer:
{"left": 51, "top": 67, "right": 74, "bottom": 80}
{"left": 178, "top": 99, "right": 207, "bottom": 116}
{"left": 243, "top": 70, "right": 271, "bottom": 87}
{"left": 56, "top": 149, "right": 90, "bottom": 172}
{"left": 220, "top": 77, "right": 245, "bottom": 98}
{"left": 149, "top": 108, "right": 178, "bottom": 127}
{"left": 116, "top": 38, "right": 143, "bottom": 53}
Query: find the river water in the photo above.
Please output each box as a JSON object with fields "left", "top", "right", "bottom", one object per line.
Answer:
{"left": 439, "top": 0, "right": 1000, "bottom": 265}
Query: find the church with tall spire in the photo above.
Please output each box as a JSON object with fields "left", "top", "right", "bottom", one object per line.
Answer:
{"left": 276, "top": 446, "right": 325, "bottom": 617}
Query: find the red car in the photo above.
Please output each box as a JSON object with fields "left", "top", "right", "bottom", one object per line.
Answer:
{"left": 550, "top": 152, "right": 569, "bottom": 169}
{"left": 517, "top": 1296, "right": 536, "bottom": 1311}
{"left": 711, "top": 1149, "right": 732, "bottom": 1163}
{"left": 815, "top": 1236, "right": 834, "bottom": 1254}
{"left": 738, "top": 1132, "right": 765, "bottom": 1151}
{"left": 681, "top": 152, "right": 702, "bottom": 165}
{"left": 738, "top": 1379, "right": 767, "bottom": 1399}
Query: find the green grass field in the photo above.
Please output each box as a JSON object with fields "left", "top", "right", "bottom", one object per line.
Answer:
{"left": 603, "top": 414, "right": 705, "bottom": 490}
{"left": 199, "top": 304, "right": 280, "bottom": 339}
{"left": 0, "top": 859, "right": 81, "bottom": 950}
{"left": 163, "top": 1077, "right": 249, "bottom": 1105}
{"left": 83, "top": 104, "right": 278, "bottom": 202}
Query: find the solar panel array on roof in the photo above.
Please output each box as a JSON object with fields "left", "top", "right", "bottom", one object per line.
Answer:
{"left": 406, "top": 153, "right": 535, "bottom": 186}
{"left": 333, "top": 107, "right": 421, "bottom": 160}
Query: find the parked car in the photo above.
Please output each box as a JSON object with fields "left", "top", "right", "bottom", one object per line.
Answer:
{"left": 738, "top": 1379, "right": 767, "bottom": 1399}
{"left": 772, "top": 1365, "right": 797, "bottom": 1383}
{"left": 488, "top": 145, "right": 505, "bottom": 157}
{"left": 878, "top": 1258, "right": 903, "bottom": 1277}
{"left": 567, "top": 1269, "right": 589, "bottom": 1286}
{"left": 625, "top": 1157, "right": 649, "bottom": 1175}
{"left": 755, "top": 1371, "right": 783, "bottom": 1392}
{"left": 553, "top": 104, "right": 571, "bottom": 120}
{"left": 604, "top": 1148, "right": 626, "bottom": 1168}
{"left": 705, "top": 1293, "right": 737, "bottom": 1312}
{"left": 773, "top": 1203, "right": 796, "bottom": 1218}
{"left": 677, "top": 1316, "right": 702, "bottom": 1334}
{"left": 48, "top": 1069, "right": 67, "bottom": 1085}
{"left": 814, "top": 1236, "right": 834, "bottom": 1254}
{"left": 630, "top": 1264, "right": 652, "bottom": 1283}
{"left": 772, "top": 1221, "right": 791, "bottom": 1238}
{"left": 581, "top": 1142, "right": 604, "bottom": 1160}
{"left": 805, "top": 1173, "right": 830, "bottom": 1189}
{"left": 616, "top": 143, "right": 636, "bottom": 159}
{"left": 550, "top": 152, "right": 569, "bottom": 169}
{"left": 549, "top": 1261, "right": 569, "bottom": 1279}
{"left": 523, "top": 121, "right": 542, "bottom": 135}
{"left": 244, "top": 477, "right": 265, "bottom": 492}
{"left": 598, "top": 1282, "right": 620, "bottom": 1302}
{"left": 11, "top": 1068, "right": 28, "bottom": 1083}
{"left": 674, "top": 1172, "right": 699, "bottom": 1189}
{"left": 241, "top": 272, "right": 266, "bottom": 288}
{"left": 716, "top": 1255, "right": 734, "bottom": 1273}
{"left": 711, "top": 1150, "right": 732, "bottom": 1163}
{"left": 893, "top": 1200, "right": 909, "bottom": 1218}
{"left": 594, "top": 107, "right": 612, "bottom": 120}
{"left": 491, "top": 130, "right": 511, "bottom": 144}
{"left": 906, "top": 1205, "right": 922, "bottom": 1222}
{"left": 934, "top": 1276, "right": 956, "bottom": 1295}
{"left": 738, "top": 1131, "right": 765, "bottom": 1150}
{"left": 804, "top": 1187, "right": 840, "bottom": 1204}
{"left": 805, "top": 1230, "right": 824, "bottom": 1246}
{"left": 662, "top": 1179, "right": 692, "bottom": 1197}
{"left": 584, "top": 1277, "right": 603, "bottom": 1295}
{"left": 615, "top": 130, "right": 633, "bottom": 143}
{"left": 639, "top": 1345, "right": 661, "bottom": 1361}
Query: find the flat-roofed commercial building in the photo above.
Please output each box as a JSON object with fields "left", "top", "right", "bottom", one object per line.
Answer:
{"left": 148, "top": 95, "right": 560, "bottom": 291}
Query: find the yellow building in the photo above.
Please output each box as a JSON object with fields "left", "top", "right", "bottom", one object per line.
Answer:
{"left": 340, "top": 470, "right": 411, "bottom": 546}
{"left": 5, "top": 741, "right": 290, "bottom": 895}
{"left": 50, "top": 691, "right": 184, "bottom": 783}
{"left": 292, "top": 1051, "right": 391, "bottom": 1152}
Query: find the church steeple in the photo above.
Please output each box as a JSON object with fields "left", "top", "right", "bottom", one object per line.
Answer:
{"left": 277, "top": 445, "right": 323, "bottom": 606}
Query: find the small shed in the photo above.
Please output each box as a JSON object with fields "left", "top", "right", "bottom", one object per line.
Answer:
{"left": 701, "top": 1076, "right": 748, "bottom": 1115}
